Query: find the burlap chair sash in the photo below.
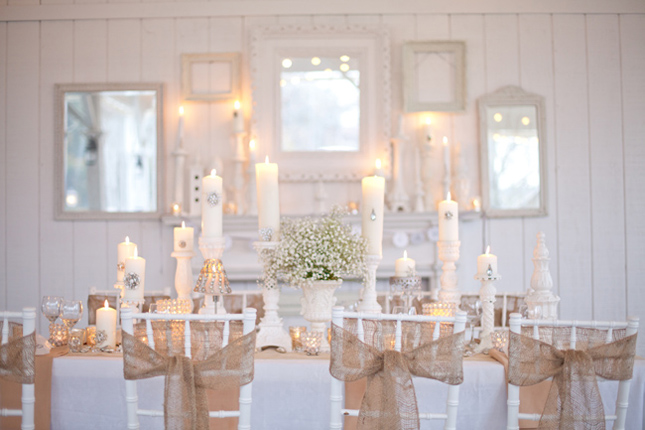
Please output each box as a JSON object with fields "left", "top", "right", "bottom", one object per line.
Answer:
{"left": 122, "top": 322, "right": 256, "bottom": 430}
{"left": 0, "top": 322, "right": 35, "bottom": 385}
{"left": 508, "top": 328, "right": 637, "bottom": 430}
{"left": 330, "top": 321, "right": 464, "bottom": 430}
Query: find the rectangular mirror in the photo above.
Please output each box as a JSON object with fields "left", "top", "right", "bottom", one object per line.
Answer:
{"left": 250, "top": 25, "right": 391, "bottom": 182}
{"left": 55, "top": 83, "right": 163, "bottom": 220}
{"left": 479, "top": 86, "right": 547, "bottom": 217}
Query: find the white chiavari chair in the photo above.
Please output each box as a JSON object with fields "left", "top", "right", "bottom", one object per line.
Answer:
{"left": 506, "top": 313, "right": 639, "bottom": 430}
{"left": 0, "top": 307, "right": 36, "bottom": 430}
{"left": 329, "top": 306, "right": 467, "bottom": 430}
{"left": 121, "top": 307, "right": 257, "bottom": 430}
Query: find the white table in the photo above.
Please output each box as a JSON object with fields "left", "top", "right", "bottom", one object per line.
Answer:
{"left": 50, "top": 352, "right": 645, "bottom": 429}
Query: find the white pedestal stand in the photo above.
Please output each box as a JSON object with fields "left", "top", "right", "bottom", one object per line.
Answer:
{"left": 171, "top": 250, "right": 195, "bottom": 312}
{"left": 525, "top": 232, "right": 560, "bottom": 320}
{"left": 438, "top": 241, "right": 461, "bottom": 304}
{"left": 388, "top": 137, "right": 410, "bottom": 212}
{"left": 195, "top": 236, "right": 230, "bottom": 315}
{"left": 253, "top": 241, "right": 291, "bottom": 352}
{"left": 474, "top": 269, "right": 501, "bottom": 353}
{"left": 232, "top": 132, "right": 247, "bottom": 214}
{"left": 358, "top": 254, "right": 382, "bottom": 314}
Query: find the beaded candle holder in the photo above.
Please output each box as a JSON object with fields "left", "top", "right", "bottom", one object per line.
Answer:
{"left": 155, "top": 298, "right": 193, "bottom": 314}
{"left": 302, "top": 331, "right": 323, "bottom": 356}
{"left": 289, "top": 326, "right": 307, "bottom": 352}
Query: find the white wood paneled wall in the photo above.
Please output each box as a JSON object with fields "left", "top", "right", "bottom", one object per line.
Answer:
{"left": 1, "top": 3, "right": 644, "bottom": 353}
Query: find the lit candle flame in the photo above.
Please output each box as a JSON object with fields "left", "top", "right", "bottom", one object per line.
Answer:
{"left": 486, "top": 245, "right": 491, "bottom": 254}
{"left": 211, "top": 169, "right": 217, "bottom": 177}
{"left": 249, "top": 139, "right": 256, "bottom": 151}
{"left": 403, "top": 250, "right": 408, "bottom": 259}
{"left": 443, "top": 136, "right": 448, "bottom": 145}
{"left": 179, "top": 106, "right": 184, "bottom": 116}
{"left": 375, "top": 158, "right": 382, "bottom": 169}
{"left": 125, "top": 236, "right": 130, "bottom": 244}
{"left": 104, "top": 299, "right": 109, "bottom": 308}
{"left": 265, "top": 156, "right": 270, "bottom": 164}
{"left": 234, "top": 100, "right": 241, "bottom": 110}
{"left": 181, "top": 220, "right": 186, "bottom": 228}
{"left": 425, "top": 117, "right": 431, "bottom": 125}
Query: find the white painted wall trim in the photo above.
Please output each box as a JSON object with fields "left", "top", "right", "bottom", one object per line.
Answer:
{"left": 1, "top": 0, "right": 644, "bottom": 22}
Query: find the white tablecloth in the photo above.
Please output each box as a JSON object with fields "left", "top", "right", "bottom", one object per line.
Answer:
{"left": 50, "top": 352, "right": 645, "bottom": 429}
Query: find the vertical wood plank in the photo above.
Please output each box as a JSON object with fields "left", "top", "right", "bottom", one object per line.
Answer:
{"left": 39, "top": 20, "right": 75, "bottom": 332}
{"left": 518, "top": 14, "right": 559, "bottom": 295}
{"left": 484, "top": 14, "right": 524, "bottom": 293}
{"left": 5, "top": 22, "right": 40, "bottom": 312}
{"left": 107, "top": 19, "right": 141, "bottom": 82}
{"left": 0, "top": 23, "right": 6, "bottom": 308}
{"left": 586, "top": 14, "right": 626, "bottom": 321}
{"left": 452, "top": 15, "right": 486, "bottom": 292}
{"left": 620, "top": 14, "right": 645, "bottom": 356}
{"left": 552, "top": 14, "right": 592, "bottom": 320}
{"left": 73, "top": 20, "right": 108, "bottom": 298}
{"left": 142, "top": 18, "right": 175, "bottom": 291}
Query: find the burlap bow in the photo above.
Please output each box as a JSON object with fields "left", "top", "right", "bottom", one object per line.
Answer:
{"left": 122, "top": 322, "right": 256, "bottom": 430}
{"left": 508, "top": 328, "right": 637, "bottom": 430}
{"left": 330, "top": 321, "right": 464, "bottom": 430}
{"left": 0, "top": 322, "right": 35, "bottom": 385}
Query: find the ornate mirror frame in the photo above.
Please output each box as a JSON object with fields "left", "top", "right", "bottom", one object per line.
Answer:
{"left": 249, "top": 24, "right": 392, "bottom": 183}
{"left": 478, "top": 85, "right": 548, "bottom": 218}
{"left": 54, "top": 82, "right": 164, "bottom": 220}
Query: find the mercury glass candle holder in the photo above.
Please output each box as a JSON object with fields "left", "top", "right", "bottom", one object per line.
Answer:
{"left": 156, "top": 298, "right": 193, "bottom": 314}
{"left": 422, "top": 302, "right": 457, "bottom": 317}
{"left": 302, "top": 331, "right": 323, "bottom": 356}
{"left": 289, "top": 326, "right": 307, "bottom": 352}
{"left": 85, "top": 326, "right": 97, "bottom": 346}
{"left": 49, "top": 323, "right": 69, "bottom": 347}
{"left": 69, "top": 328, "right": 85, "bottom": 353}
{"left": 491, "top": 329, "right": 509, "bottom": 353}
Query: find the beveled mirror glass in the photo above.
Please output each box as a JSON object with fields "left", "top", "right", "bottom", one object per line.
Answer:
{"left": 479, "top": 86, "right": 547, "bottom": 217}
{"left": 55, "top": 83, "right": 163, "bottom": 220}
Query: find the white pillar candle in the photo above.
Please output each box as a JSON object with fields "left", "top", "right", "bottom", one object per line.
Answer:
{"left": 117, "top": 236, "right": 137, "bottom": 282}
{"left": 249, "top": 139, "right": 257, "bottom": 166}
{"left": 394, "top": 250, "right": 416, "bottom": 277}
{"left": 178, "top": 106, "right": 185, "bottom": 142}
{"left": 361, "top": 175, "right": 385, "bottom": 256}
{"left": 255, "top": 156, "right": 281, "bottom": 239}
{"left": 123, "top": 247, "right": 146, "bottom": 301}
{"left": 95, "top": 300, "right": 117, "bottom": 349}
{"left": 477, "top": 245, "right": 498, "bottom": 275}
{"left": 438, "top": 192, "right": 459, "bottom": 241}
{"left": 443, "top": 136, "right": 451, "bottom": 179}
{"left": 174, "top": 220, "right": 194, "bottom": 252}
{"left": 201, "top": 169, "right": 223, "bottom": 238}
{"left": 233, "top": 100, "right": 244, "bottom": 134}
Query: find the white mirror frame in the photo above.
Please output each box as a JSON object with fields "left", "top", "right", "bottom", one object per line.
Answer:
{"left": 249, "top": 24, "right": 392, "bottom": 183}
{"left": 181, "top": 53, "right": 241, "bottom": 102}
{"left": 403, "top": 41, "right": 466, "bottom": 113}
{"left": 478, "top": 85, "right": 548, "bottom": 218}
{"left": 54, "top": 82, "right": 164, "bottom": 220}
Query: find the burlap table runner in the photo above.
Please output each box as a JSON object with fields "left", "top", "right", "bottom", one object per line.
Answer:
{"left": 507, "top": 326, "right": 637, "bottom": 430}
{"left": 123, "top": 320, "right": 255, "bottom": 430}
{"left": 330, "top": 319, "right": 464, "bottom": 430}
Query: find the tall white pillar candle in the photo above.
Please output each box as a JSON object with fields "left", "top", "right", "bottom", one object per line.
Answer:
{"left": 255, "top": 156, "right": 281, "bottom": 239}
{"left": 477, "top": 246, "right": 498, "bottom": 275}
{"left": 361, "top": 175, "right": 385, "bottom": 256}
{"left": 394, "top": 250, "right": 416, "bottom": 277}
{"left": 233, "top": 100, "right": 244, "bottom": 134}
{"left": 443, "top": 136, "right": 451, "bottom": 179}
{"left": 201, "top": 169, "right": 223, "bottom": 238}
{"left": 438, "top": 192, "right": 459, "bottom": 241}
{"left": 117, "top": 236, "right": 137, "bottom": 281}
{"left": 123, "top": 247, "right": 146, "bottom": 301}
{"left": 174, "top": 221, "right": 194, "bottom": 252}
{"left": 178, "top": 106, "right": 185, "bottom": 142}
{"left": 96, "top": 300, "right": 117, "bottom": 349}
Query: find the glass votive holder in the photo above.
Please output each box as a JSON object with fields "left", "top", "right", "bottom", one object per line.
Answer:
{"left": 422, "top": 302, "right": 457, "bottom": 317}
{"left": 86, "top": 326, "right": 97, "bottom": 346}
{"left": 49, "top": 323, "right": 69, "bottom": 347}
{"left": 491, "top": 329, "right": 509, "bottom": 353}
{"left": 302, "top": 331, "right": 323, "bottom": 356}
{"left": 289, "top": 326, "right": 307, "bottom": 352}
{"left": 69, "top": 328, "right": 85, "bottom": 353}
{"left": 156, "top": 298, "right": 192, "bottom": 314}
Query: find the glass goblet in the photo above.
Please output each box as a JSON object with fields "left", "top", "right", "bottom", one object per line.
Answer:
{"left": 464, "top": 299, "right": 482, "bottom": 356}
{"left": 60, "top": 300, "right": 83, "bottom": 330}
{"left": 41, "top": 296, "right": 63, "bottom": 324}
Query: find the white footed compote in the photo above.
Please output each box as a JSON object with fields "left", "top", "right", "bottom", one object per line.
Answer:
{"left": 300, "top": 279, "right": 342, "bottom": 353}
{"left": 438, "top": 241, "right": 461, "bottom": 304}
{"left": 474, "top": 265, "right": 501, "bottom": 353}
{"left": 254, "top": 238, "right": 291, "bottom": 352}
{"left": 195, "top": 236, "right": 230, "bottom": 314}
{"left": 358, "top": 255, "right": 382, "bottom": 314}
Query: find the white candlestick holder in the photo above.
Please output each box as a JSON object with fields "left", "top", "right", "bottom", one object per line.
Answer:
{"left": 171, "top": 249, "right": 195, "bottom": 312}
{"left": 474, "top": 266, "right": 501, "bottom": 353}
{"left": 387, "top": 137, "right": 410, "bottom": 212}
{"left": 526, "top": 232, "right": 560, "bottom": 320}
{"left": 358, "top": 254, "right": 382, "bottom": 314}
{"left": 437, "top": 240, "right": 461, "bottom": 304}
{"left": 196, "top": 236, "right": 230, "bottom": 314}
{"left": 253, "top": 240, "right": 292, "bottom": 352}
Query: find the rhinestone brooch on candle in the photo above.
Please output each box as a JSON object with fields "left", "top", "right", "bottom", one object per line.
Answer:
{"left": 123, "top": 272, "right": 141, "bottom": 290}
{"left": 370, "top": 209, "right": 377, "bottom": 221}
{"left": 259, "top": 227, "right": 274, "bottom": 242}
{"left": 207, "top": 192, "right": 221, "bottom": 207}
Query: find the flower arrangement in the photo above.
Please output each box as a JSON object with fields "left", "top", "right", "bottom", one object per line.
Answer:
{"left": 269, "top": 207, "right": 368, "bottom": 288}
